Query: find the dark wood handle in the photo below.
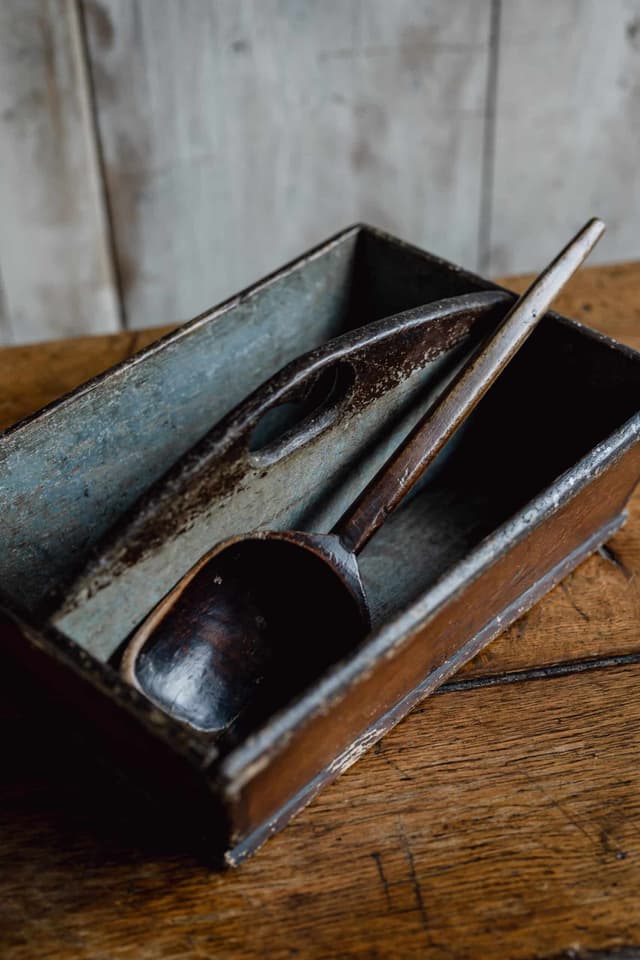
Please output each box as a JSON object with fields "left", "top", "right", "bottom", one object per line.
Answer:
{"left": 333, "top": 218, "right": 606, "bottom": 555}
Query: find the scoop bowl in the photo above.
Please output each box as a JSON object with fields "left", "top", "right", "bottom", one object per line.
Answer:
{"left": 121, "top": 530, "right": 369, "bottom": 733}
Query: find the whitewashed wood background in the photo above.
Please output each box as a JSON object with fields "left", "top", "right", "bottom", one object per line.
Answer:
{"left": 1, "top": 0, "right": 639, "bottom": 344}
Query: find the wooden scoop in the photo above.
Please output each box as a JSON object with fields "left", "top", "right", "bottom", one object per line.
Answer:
{"left": 121, "top": 219, "right": 605, "bottom": 734}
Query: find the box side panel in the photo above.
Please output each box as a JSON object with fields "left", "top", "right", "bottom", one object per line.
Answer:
{"left": 1, "top": 611, "right": 225, "bottom": 856}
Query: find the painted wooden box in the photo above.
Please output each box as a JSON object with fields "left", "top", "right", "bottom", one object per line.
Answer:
{"left": 2, "top": 225, "right": 639, "bottom": 864}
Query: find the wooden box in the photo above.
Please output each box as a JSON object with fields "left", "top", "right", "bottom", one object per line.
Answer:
{"left": 2, "top": 225, "right": 639, "bottom": 864}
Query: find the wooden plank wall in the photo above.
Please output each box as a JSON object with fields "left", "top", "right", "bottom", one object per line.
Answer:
{"left": 0, "top": 0, "right": 639, "bottom": 344}
{"left": 489, "top": 0, "right": 640, "bottom": 276}
{"left": 0, "top": 0, "right": 121, "bottom": 344}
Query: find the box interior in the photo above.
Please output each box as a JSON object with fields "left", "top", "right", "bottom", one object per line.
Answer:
{"left": 360, "top": 316, "right": 640, "bottom": 624}
{"left": 2, "top": 226, "right": 495, "bottom": 620}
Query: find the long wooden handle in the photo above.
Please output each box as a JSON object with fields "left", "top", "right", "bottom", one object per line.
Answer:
{"left": 333, "top": 217, "right": 606, "bottom": 555}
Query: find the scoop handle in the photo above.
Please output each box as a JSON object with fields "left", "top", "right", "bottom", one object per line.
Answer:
{"left": 333, "top": 217, "right": 606, "bottom": 555}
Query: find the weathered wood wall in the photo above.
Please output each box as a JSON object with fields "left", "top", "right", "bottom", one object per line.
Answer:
{"left": 0, "top": 0, "right": 121, "bottom": 342}
{"left": 1, "top": 0, "right": 639, "bottom": 344}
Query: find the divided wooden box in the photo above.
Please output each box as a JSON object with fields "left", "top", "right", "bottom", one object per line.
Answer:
{"left": 2, "top": 225, "right": 639, "bottom": 864}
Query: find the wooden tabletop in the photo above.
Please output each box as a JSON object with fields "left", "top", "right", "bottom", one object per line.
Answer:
{"left": 2, "top": 264, "right": 640, "bottom": 960}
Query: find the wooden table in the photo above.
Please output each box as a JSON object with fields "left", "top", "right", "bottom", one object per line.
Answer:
{"left": 2, "top": 264, "right": 640, "bottom": 960}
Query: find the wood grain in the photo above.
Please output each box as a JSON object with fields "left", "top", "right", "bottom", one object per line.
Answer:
{"left": 488, "top": 0, "right": 640, "bottom": 275}
{"left": 2, "top": 661, "right": 640, "bottom": 959}
{"left": 0, "top": 0, "right": 120, "bottom": 343}
{"left": 0, "top": 262, "right": 638, "bottom": 959}
{"left": 83, "top": 0, "right": 492, "bottom": 329}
